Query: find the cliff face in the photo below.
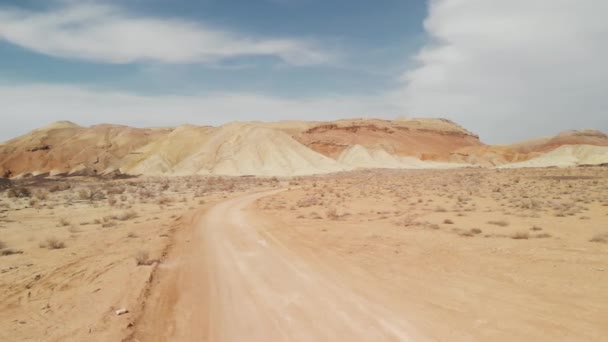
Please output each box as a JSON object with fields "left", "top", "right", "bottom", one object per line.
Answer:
{"left": 443, "top": 130, "right": 608, "bottom": 167}
{"left": 291, "top": 118, "right": 483, "bottom": 159}
{"left": 0, "top": 122, "right": 168, "bottom": 177}
{"left": 510, "top": 130, "right": 608, "bottom": 153}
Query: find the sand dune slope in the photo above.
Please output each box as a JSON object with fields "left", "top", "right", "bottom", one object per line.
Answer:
{"left": 154, "top": 124, "right": 345, "bottom": 176}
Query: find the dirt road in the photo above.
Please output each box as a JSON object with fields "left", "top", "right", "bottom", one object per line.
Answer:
{"left": 134, "top": 190, "right": 425, "bottom": 341}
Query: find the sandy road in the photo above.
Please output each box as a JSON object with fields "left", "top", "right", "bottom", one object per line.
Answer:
{"left": 135, "top": 190, "right": 425, "bottom": 342}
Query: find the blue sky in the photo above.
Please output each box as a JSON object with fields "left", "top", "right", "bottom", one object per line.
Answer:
{"left": 0, "top": 0, "right": 425, "bottom": 97}
{"left": 0, "top": 0, "right": 606, "bottom": 143}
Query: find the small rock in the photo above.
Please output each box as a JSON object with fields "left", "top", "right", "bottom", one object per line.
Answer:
{"left": 115, "top": 308, "right": 129, "bottom": 316}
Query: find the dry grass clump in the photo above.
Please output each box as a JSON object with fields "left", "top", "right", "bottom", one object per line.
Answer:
{"left": 0, "top": 240, "right": 22, "bottom": 256}
{"left": 105, "top": 185, "right": 126, "bottom": 195}
{"left": 49, "top": 183, "right": 71, "bottom": 193}
{"left": 589, "top": 233, "right": 608, "bottom": 244}
{"left": 157, "top": 197, "right": 172, "bottom": 205}
{"left": 35, "top": 190, "right": 49, "bottom": 201}
{"left": 297, "top": 196, "right": 319, "bottom": 208}
{"left": 108, "top": 196, "right": 117, "bottom": 206}
{"left": 7, "top": 187, "right": 31, "bottom": 198}
{"left": 135, "top": 250, "right": 155, "bottom": 266}
{"left": 326, "top": 208, "right": 340, "bottom": 220}
{"left": 117, "top": 210, "right": 138, "bottom": 221}
{"left": 102, "top": 221, "right": 117, "bottom": 228}
{"left": 510, "top": 231, "right": 530, "bottom": 240}
{"left": 1, "top": 248, "right": 23, "bottom": 256}
{"left": 443, "top": 219, "right": 454, "bottom": 224}
{"left": 471, "top": 228, "right": 483, "bottom": 235}
{"left": 78, "top": 187, "right": 104, "bottom": 201}
{"left": 57, "top": 218, "right": 70, "bottom": 227}
{"left": 40, "top": 237, "right": 66, "bottom": 249}
{"left": 488, "top": 220, "right": 509, "bottom": 227}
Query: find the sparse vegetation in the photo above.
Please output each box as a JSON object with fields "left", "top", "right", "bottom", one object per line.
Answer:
{"left": 7, "top": 187, "right": 31, "bottom": 198}
{"left": 590, "top": 233, "right": 608, "bottom": 244}
{"left": 510, "top": 232, "right": 530, "bottom": 240}
{"left": 58, "top": 217, "right": 70, "bottom": 227}
{"left": 1, "top": 248, "right": 23, "bottom": 256}
{"left": 117, "top": 210, "right": 138, "bottom": 221}
{"left": 40, "top": 237, "right": 66, "bottom": 249}
{"left": 0, "top": 240, "right": 22, "bottom": 256}
{"left": 135, "top": 250, "right": 154, "bottom": 266}
{"left": 487, "top": 220, "right": 509, "bottom": 227}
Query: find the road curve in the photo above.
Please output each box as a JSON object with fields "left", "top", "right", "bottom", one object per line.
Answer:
{"left": 134, "top": 190, "right": 424, "bottom": 341}
{"left": 201, "top": 190, "right": 423, "bottom": 342}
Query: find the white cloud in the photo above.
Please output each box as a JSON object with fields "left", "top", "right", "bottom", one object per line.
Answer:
{"left": 0, "top": 84, "right": 400, "bottom": 142}
{"left": 0, "top": 3, "right": 331, "bottom": 65}
{"left": 400, "top": 0, "right": 608, "bottom": 143}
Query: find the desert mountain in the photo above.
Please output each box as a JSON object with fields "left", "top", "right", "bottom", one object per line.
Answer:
{"left": 0, "top": 122, "right": 168, "bottom": 178}
{"left": 509, "top": 130, "right": 608, "bottom": 153}
{"left": 292, "top": 118, "right": 482, "bottom": 159}
{"left": 444, "top": 129, "right": 608, "bottom": 167}
{"left": 0, "top": 119, "right": 606, "bottom": 178}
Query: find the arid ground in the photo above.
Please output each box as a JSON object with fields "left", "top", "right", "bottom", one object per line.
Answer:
{"left": 1, "top": 167, "right": 607, "bottom": 341}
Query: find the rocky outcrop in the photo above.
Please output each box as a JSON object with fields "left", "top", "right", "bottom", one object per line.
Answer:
{"left": 292, "top": 118, "right": 482, "bottom": 159}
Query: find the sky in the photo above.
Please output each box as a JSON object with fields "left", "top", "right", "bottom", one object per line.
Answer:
{"left": 0, "top": 0, "right": 606, "bottom": 144}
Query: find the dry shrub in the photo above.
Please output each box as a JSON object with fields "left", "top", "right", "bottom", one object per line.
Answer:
{"left": 0, "top": 240, "right": 22, "bottom": 256}
{"left": 49, "top": 183, "right": 70, "bottom": 193}
{"left": 40, "top": 237, "right": 66, "bottom": 249}
{"left": 590, "top": 233, "right": 608, "bottom": 244}
{"left": 7, "top": 187, "right": 31, "bottom": 198}
{"left": 106, "top": 185, "right": 126, "bottom": 195}
{"left": 511, "top": 232, "right": 529, "bottom": 240}
{"left": 135, "top": 250, "right": 154, "bottom": 266}
{"left": 78, "top": 187, "right": 104, "bottom": 201}
{"left": 443, "top": 219, "right": 454, "bottom": 224}
{"left": 57, "top": 218, "right": 70, "bottom": 227}
{"left": 471, "top": 228, "right": 483, "bottom": 235}
{"left": 1, "top": 249, "right": 23, "bottom": 256}
{"left": 488, "top": 220, "right": 509, "bottom": 227}
{"left": 35, "top": 190, "right": 49, "bottom": 201}
{"left": 157, "top": 197, "right": 172, "bottom": 205}
{"left": 102, "top": 221, "right": 117, "bottom": 228}
{"left": 297, "top": 197, "right": 318, "bottom": 208}
{"left": 68, "top": 226, "right": 81, "bottom": 233}
{"left": 326, "top": 208, "right": 340, "bottom": 220}
{"left": 108, "top": 196, "right": 117, "bottom": 206}
{"left": 117, "top": 210, "right": 137, "bottom": 221}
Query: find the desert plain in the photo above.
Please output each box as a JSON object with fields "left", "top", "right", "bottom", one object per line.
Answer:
{"left": 0, "top": 167, "right": 606, "bottom": 341}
